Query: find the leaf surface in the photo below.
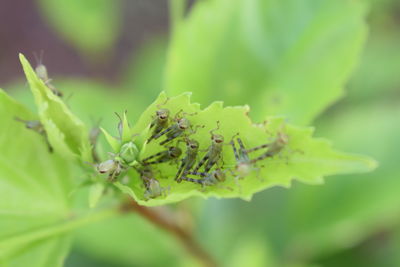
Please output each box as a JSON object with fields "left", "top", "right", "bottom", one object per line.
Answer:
{"left": 0, "top": 89, "right": 75, "bottom": 265}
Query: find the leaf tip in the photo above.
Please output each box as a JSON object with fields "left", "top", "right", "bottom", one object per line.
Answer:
{"left": 18, "top": 53, "right": 26, "bottom": 62}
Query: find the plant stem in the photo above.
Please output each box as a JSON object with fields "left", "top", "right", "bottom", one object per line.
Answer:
{"left": 122, "top": 200, "right": 218, "bottom": 267}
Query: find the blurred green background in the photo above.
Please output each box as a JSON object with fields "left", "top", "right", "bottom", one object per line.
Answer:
{"left": 1, "top": 0, "right": 399, "bottom": 266}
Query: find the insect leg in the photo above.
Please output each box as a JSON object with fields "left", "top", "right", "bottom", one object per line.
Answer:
{"left": 152, "top": 126, "right": 173, "bottom": 141}
{"left": 188, "top": 171, "right": 207, "bottom": 177}
{"left": 230, "top": 140, "right": 240, "bottom": 161}
{"left": 142, "top": 151, "right": 166, "bottom": 163}
{"left": 43, "top": 133, "right": 54, "bottom": 153}
{"left": 159, "top": 131, "right": 183, "bottom": 146}
{"left": 144, "top": 155, "right": 172, "bottom": 165}
{"left": 204, "top": 159, "right": 218, "bottom": 173}
{"left": 175, "top": 159, "right": 186, "bottom": 182}
{"left": 250, "top": 151, "right": 273, "bottom": 164}
{"left": 209, "top": 121, "right": 220, "bottom": 136}
{"left": 245, "top": 143, "right": 270, "bottom": 154}
{"left": 180, "top": 176, "right": 205, "bottom": 186}
{"left": 192, "top": 153, "right": 209, "bottom": 172}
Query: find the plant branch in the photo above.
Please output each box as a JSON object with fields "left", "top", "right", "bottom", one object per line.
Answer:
{"left": 121, "top": 200, "right": 218, "bottom": 267}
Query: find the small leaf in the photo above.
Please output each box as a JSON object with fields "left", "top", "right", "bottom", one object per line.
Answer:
{"left": 101, "top": 127, "right": 120, "bottom": 152}
{"left": 89, "top": 182, "right": 105, "bottom": 208}
{"left": 19, "top": 54, "right": 92, "bottom": 161}
{"left": 114, "top": 92, "right": 376, "bottom": 206}
{"left": 121, "top": 111, "right": 132, "bottom": 143}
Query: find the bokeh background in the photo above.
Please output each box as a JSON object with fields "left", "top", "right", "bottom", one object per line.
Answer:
{"left": 1, "top": 0, "right": 399, "bottom": 266}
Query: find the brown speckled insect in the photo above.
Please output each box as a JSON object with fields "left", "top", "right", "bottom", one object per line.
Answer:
{"left": 230, "top": 135, "right": 252, "bottom": 178}
{"left": 136, "top": 166, "right": 168, "bottom": 200}
{"left": 193, "top": 121, "right": 224, "bottom": 173}
{"left": 249, "top": 133, "right": 288, "bottom": 164}
{"left": 230, "top": 132, "right": 288, "bottom": 178}
{"left": 96, "top": 158, "right": 123, "bottom": 182}
{"left": 152, "top": 109, "right": 198, "bottom": 146}
{"left": 34, "top": 51, "right": 63, "bottom": 97}
{"left": 175, "top": 139, "right": 199, "bottom": 182}
{"left": 147, "top": 108, "right": 170, "bottom": 143}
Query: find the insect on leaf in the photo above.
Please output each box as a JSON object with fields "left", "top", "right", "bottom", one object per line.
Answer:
{"left": 19, "top": 54, "right": 92, "bottom": 162}
{"left": 113, "top": 92, "right": 377, "bottom": 206}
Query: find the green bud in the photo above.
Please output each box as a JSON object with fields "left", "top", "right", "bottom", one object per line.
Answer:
{"left": 119, "top": 142, "right": 139, "bottom": 164}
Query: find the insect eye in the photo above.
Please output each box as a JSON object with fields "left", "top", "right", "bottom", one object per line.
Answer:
{"left": 160, "top": 115, "right": 167, "bottom": 119}
{"left": 215, "top": 139, "right": 223, "bottom": 143}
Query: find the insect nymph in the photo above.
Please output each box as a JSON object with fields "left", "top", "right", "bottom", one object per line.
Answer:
{"left": 249, "top": 133, "right": 288, "bottom": 164}
{"left": 152, "top": 115, "right": 191, "bottom": 146}
{"left": 230, "top": 136, "right": 252, "bottom": 178}
{"left": 175, "top": 139, "right": 199, "bottom": 182}
{"left": 136, "top": 166, "right": 167, "bottom": 200}
{"left": 230, "top": 133, "right": 288, "bottom": 178}
{"left": 34, "top": 52, "right": 63, "bottom": 97}
{"left": 96, "top": 158, "right": 123, "bottom": 182}
{"left": 147, "top": 108, "right": 170, "bottom": 143}
{"left": 193, "top": 122, "right": 224, "bottom": 173}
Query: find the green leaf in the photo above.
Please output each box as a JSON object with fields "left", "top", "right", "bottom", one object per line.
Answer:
{"left": 120, "top": 111, "right": 133, "bottom": 143}
{"left": 19, "top": 54, "right": 92, "bottom": 161}
{"left": 165, "top": 0, "right": 368, "bottom": 124}
{"left": 37, "top": 0, "right": 121, "bottom": 56}
{"left": 4, "top": 236, "right": 71, "bottom": 267}
{"left": 112, "top": 92, "right": 376, "bottom": 206}
{"left": 0, "top": 89, "right": 75, "bottom": 263}
{"left": 100, "top": 127, "right": 120, "bottom": 153}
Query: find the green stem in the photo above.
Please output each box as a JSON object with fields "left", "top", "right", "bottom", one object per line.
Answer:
{"left": 0, "top": 208, "right": 118, "bottom": 258}
{"left": 169, "top": 0, "right": 187, "bottom": 33}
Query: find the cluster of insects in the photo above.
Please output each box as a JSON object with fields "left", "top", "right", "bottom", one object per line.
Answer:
{"left": 95, "top": 102, "right": 290, "bottom": 201}
{"left": 16, "top": 56, "right": 290, "bottom": 201}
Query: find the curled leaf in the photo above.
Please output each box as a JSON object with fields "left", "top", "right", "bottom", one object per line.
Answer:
{"left": 19, "top": 54, "right": 92, "bottom": 161}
